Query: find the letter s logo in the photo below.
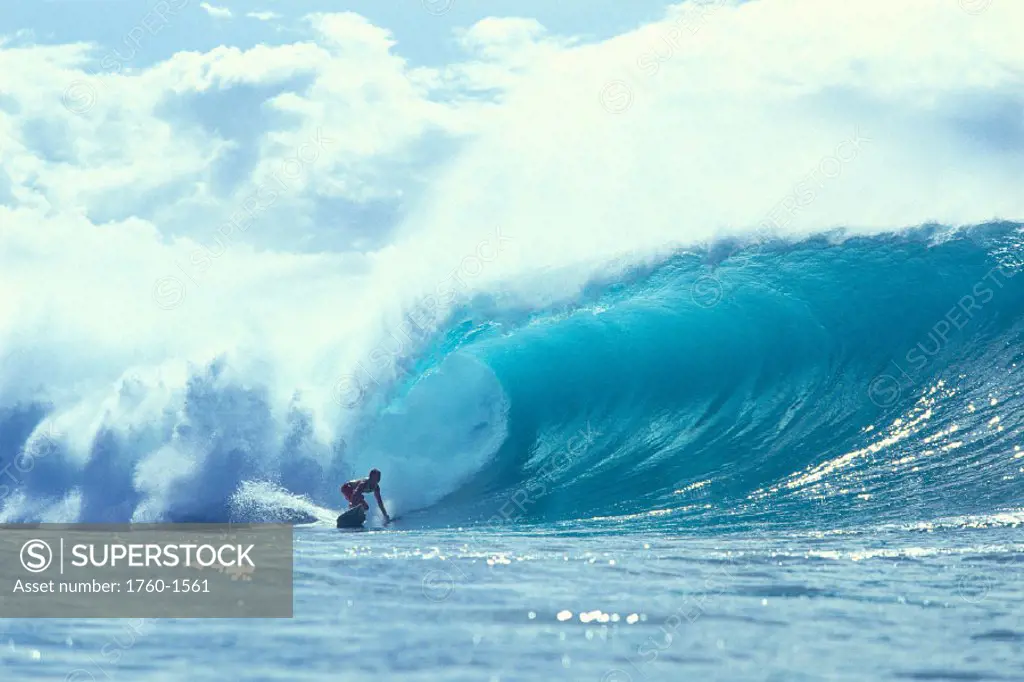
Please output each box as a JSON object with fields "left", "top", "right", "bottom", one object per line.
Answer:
{"left": 21, "top": 539, "right": 53, "bottom": 573}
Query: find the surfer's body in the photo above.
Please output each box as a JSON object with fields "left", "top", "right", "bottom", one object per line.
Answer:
{"left": 340, "top": 469, "right": 390, "bottom": 524}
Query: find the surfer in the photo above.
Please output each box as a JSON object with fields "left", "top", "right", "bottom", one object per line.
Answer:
{"left": 340, "top": 469, "right": 391, "bottom": 524}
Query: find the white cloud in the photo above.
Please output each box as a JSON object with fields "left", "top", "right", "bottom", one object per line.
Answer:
{"left": 247, "top": 11, "right": 282, "bottom": 22}
{"left": 199, "top": 2, "right": 233, "bottom": 19}
{"left": 449, "top": 17, "right": 574, "bottom": 93}
{"left": 0, "top": 18, "right": 481, "bottom": 245}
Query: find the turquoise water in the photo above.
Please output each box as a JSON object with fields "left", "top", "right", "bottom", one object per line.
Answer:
{"left": 1, "top": 517, "right": 1022, "bottom": 681}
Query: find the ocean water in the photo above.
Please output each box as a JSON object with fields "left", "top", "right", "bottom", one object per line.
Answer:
{"left": 2, "top": 226, "right": 1023, "bottom": 680}
{"left": 1, "top": 520, "right": 1023, "bottom": 681}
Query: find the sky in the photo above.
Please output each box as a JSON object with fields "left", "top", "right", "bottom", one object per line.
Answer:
{"left": 0, "top": 0, "right": 689, "bottom": 255}
{"left": 0, "top": 0, "right": 675, "bottom": 67}
{"left": 0, "top": 0, "right": 1022, "bottom": 415}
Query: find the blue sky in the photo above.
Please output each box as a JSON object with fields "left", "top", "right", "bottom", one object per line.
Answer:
{"left": 0, "top": 0, "right": 673, "bottom": 68}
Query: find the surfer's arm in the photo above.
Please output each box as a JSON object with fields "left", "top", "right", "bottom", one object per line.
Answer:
{"left": 374, "top": 489, "right": 390, "bottom": 522}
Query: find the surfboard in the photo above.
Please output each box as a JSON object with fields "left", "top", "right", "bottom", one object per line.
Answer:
{"left": 336, "top": 506, "right": 367, "bottom": 529}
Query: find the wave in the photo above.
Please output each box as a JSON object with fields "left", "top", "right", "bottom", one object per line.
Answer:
{"left": 1, "top": 223, "right": 1022, "bottom": 529}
